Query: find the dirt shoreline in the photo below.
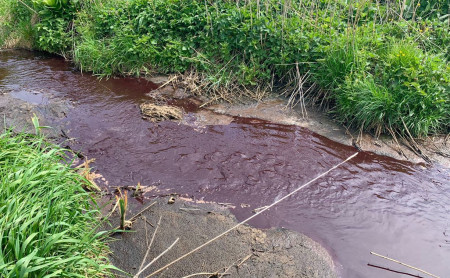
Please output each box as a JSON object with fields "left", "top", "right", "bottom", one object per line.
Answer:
{"left": 207, "top": 98, "right": 450, "bottom": 167}
{"left": 146, "top": 74, "right": 449, "bottom": 167}
{"left": 106, "top": 197, "right": 337, "bottom": 277}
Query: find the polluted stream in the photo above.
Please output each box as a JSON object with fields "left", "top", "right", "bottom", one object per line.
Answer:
{"left": 1, "top": 50, "right": 449, "bottom": 278}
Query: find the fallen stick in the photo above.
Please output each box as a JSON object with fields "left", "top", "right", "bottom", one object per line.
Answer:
{"left": 138, "top": 216, "right": 163, "bottom": 273}
{"left": 144, "top": 216, "right": 149, "bottom": 247}
{"left": 137, "top": 237, "right": 179, "bottom": 278}
{"left": 218, "top": 254, "right": 252, "bottom": 278}
{"left": 179, "top": 208, "right": 201, "bottom": 212}
{"left": 237, "top": 254, "right": 252, "bottom": 268}
{"left": 367, "top": 263, "right": 422, "bottom": 277}
{"left": 103, "top": 199, "right": 119, "bottom": 220}
{"left": 181, "top": 272, "right": 230, "bottom": 278}
{"left": 370, "top": 252, "right": 439, "bottom": 278}
{"left": 145, "top": 152, "right": 359, "bottom": 277}
{"left": 252, "top": 205, "right": 269, "bottom": 214}
{"left": 129, "top": 201, "right": 158, "bottom": 223}
{"left": 145, "top": 219, "right": 155, "bottom": 228}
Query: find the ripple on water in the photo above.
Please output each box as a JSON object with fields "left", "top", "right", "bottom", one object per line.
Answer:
{"left": 1, "top": 50, "right": 449, "bottom": 278}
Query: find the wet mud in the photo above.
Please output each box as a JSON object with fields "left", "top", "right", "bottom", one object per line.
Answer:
{"left": 208, "top": 99, "right": 450, "bottom": 167}
{"left": 106, "top": 198, "right": 337, "bottom": 277}
{"left": 1, "top": 50, "right": 449, "bottom": 278}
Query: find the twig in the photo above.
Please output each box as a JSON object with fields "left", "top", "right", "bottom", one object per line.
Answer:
{"left": 181, "top": 272, "right": 229, "bottom": 278}
{"left": 237, "top": 254, "right": 252, "bottom": 267}
{"left": 157, "top": 76, "right": 178, "bottom": 89}
{"left": 179, "top": 208, "right": 201, "bottom": 212}
{"left": 370, "top": 252, "right": 439, "bottom": 278}
{"left": 218, "top": 254, "right": 252, "bottom": 278}
{"left": 138, "top": 215, "right": 162, "bottom": 273}
{"left": 400, "top": 118, "right": 431, "bottom": 163}
{"left": 128, "top": 201, "right": 157, "bottom": 223}
{"left": 252, "top": 205, "right": 268, "bottom": 213}
{"left": 145, "top": 219, "right": 155, "bottom": 227}
{"left": 368, "top": 263, "right": 423, "bottom": 278}
{"left": 18, "top": 0, "right": 38, "bottom": 14}
{"left": 145, "top": 153, "right": 359, "bottom": 277}
{"left": 144, "top": 216, "right": 149, "bottom": 247}
{"left": 104, "top": 199, "right": 119, "bottom": 220}
{"left": 137, "top": 237, "right": 179, "bottom": 278}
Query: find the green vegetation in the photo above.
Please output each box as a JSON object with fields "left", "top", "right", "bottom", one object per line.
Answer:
{"left": 0, "top": 126, "right": 114, "bottom": 277}
{"left": 0, "top": 0, "right": 448, "bottom": 137}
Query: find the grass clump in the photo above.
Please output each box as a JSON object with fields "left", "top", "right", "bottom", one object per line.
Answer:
{"left": 335, "top": 39, "right": 449, "bottom": 137}
{"left": 0, "top": 129, "right": 114, "bottom": 277}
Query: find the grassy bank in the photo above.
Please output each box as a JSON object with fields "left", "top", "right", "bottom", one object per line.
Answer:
{"left": 0, "top": 127, "right": 114, "bottom": 277}
{"left": 0, "top": 0, "right": 448, "bottom": 137}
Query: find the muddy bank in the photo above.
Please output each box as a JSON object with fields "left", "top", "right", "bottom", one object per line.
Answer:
{"left": 146, "top": 74, "right": 449, "bottom": 166}
{"left": 0, "top": 89, "right": 70, "bottom": 138}
{"left": 107, "top": 198, "right": 337, "bottom": 277}
{"left": 206, "top": 99, "right": 449, "bottom": 167}
{"left": 210, "top": 100, "right": 450, "bottom": 167}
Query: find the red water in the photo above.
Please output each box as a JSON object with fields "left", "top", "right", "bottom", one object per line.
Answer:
{"left": 1, "top": 50, "right": 449, "bottom": 278}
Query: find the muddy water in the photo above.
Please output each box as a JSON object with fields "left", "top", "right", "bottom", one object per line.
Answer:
{"left": 1, "top": 50, "right": 449, "bottom": 278}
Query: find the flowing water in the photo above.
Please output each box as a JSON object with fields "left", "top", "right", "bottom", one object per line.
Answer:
{"left": 1, "top": 50, "right": 449, "bottom": 278}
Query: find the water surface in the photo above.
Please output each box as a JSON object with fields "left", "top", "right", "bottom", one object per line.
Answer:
{"left": 1, "top": 50, "right": 449, "bottom": 278}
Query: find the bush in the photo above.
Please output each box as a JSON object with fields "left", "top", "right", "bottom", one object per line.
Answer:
{"left": 1, "top": 0, "right": 448, "bottom": 137}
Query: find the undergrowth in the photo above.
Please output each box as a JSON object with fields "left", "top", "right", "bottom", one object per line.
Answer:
{"left": 0, "top": 127, "right": 115, "bottom": 277}
{"left": 0, "top": 0, "right": 448, "bottom": 137}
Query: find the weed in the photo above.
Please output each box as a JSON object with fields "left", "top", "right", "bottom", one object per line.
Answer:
{"left": 117, "top": 189, "right": 129, "bottom": 230}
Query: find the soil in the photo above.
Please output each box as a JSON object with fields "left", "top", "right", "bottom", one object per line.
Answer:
{"left": 106, "top": 197, "right": 337, "bottom": 278}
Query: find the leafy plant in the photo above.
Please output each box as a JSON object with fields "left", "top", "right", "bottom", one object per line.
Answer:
{"left": 1, "top": 0, "right": 448, "bottom": 136}
{"left": 0, "top": 129, "right": 116, "bottom": 277}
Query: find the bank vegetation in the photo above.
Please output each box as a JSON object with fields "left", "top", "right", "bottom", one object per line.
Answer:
{"left": 0, "top": 123, "right": 115, "bottom": 277}
{"left": 0, "top": 0, "right": 448, "bottom": 138}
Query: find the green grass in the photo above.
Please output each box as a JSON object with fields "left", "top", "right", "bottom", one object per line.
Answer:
{"left": 0, "top": 128, "right": 114, "bottom": 277}
{"left": 1, "top": 0, "right": 449, "bottom": 137}
{"left": 0, "top": 0, "right": 33, "bottom": 49}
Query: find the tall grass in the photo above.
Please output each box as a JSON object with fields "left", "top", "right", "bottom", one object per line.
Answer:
{"left": 1, "top": 0, "right": 449, "bottom": 137}
{"left": 0, "top": 128, "right": 114, "bottom": 277}
{"left": 0, "top": 0, "right": 34, "bottom": 48}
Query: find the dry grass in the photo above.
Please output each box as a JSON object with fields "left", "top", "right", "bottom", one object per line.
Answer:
{"left": 140, "top": 102, "right": 183, "bottom": 122}
{"left": 169, "top": 70, "right": 271, "bottom": 106}
{"left": 74, "top": 157, "right": 102, "bottom": 191}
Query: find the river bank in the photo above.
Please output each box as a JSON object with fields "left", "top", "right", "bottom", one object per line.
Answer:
{"left": 147, "top": 75, "right": 450, "bottom": 167}
{"left": 107, "top": 197, "right": 337, "bottom": 277}
{"left": 2, "top": 0, "right": 448, "bottom": 140}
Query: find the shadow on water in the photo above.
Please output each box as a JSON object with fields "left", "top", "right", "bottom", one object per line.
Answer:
{"left": 1, "top": 50, "right": 449, "bottom": 278}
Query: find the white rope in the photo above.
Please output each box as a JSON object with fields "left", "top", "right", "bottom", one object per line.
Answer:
{"left": 145, "top": 152, "right": 359, "bottom": 277}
